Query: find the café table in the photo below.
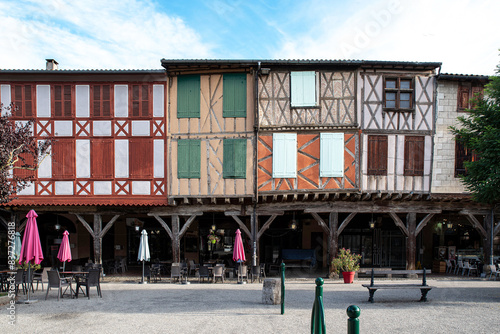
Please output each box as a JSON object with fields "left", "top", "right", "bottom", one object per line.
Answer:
{"left": 60, "top": 271, "right": 89, "bottom": 298}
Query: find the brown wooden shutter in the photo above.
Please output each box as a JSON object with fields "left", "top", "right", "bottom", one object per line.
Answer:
{"left": 457, "top": 84, "right": 470, "bottom": 111}
{"left": 91, "top": 139, "right": 114, "bottom": 178}
{"left": 54, "top": 84, "right": 72, "bottom": 117}
{"left": 11, "top": 84, "right": 34, "bottom": 117}
{"left": 131, "top": 84, "right": 150, "bottom": 117}
{"left": 129, "top": 139, "right": 153, "bottom": 178}
{"left": 13, "top": 152, "right": 36, "bottom": 178}
{"left": 92, "top": 84, "right": 112, "bottom": 117}
{"left": 367, "top": 135, "right": 388, "bottom": 175}
{"left": 404, "top": 136, "right": 424, "bottom": 176}
{"left": 52, "top": 140, "right": 75, "bottom": 179}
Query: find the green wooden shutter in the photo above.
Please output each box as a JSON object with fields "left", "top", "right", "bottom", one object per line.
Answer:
{"left": 178, "top": 139, "right": 200, "bottom": 178}
{"left": 273, "top": 133, "right": 297, "bottom": 178}
{"left": 223, "top": 73, "right": 247, "bottom": 117}
{"left": 291, "top": 71, "right": 316, "bottom": 107}
{"left": 223, "top": 139, "right": 247, "bottom": 178}
{"left": 320, "top": 133, "right": 344, "bottom": 177}
{"left": 177, "top": 75, "right": 200, "bottom": 118}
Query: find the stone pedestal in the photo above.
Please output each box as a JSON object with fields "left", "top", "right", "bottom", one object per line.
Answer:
{"left": 262, "top": 278, "right": 280, "bottom": 305}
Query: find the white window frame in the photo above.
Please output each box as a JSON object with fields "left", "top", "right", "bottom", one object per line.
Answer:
{"left": 272, "top": 133, "right": 297, "bottom": 178}
{"left": 320, "top": 133, "right": 344, "bottom": 177}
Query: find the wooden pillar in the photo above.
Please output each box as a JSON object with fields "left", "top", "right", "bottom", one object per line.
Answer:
{"left": 328, "top": 212, "right": 339, "bottom": 264}
{"left": 406, "top": 213, "right": 417, "bottom": 270}
{"left": 484, "top": 212, "right": 493, "bottom": 266}
{"left": 171, "top": 215, "right": 181, "bottom": 263}
{"left": 251, "top": 210, "right": 257, "bottom": 266}
{"left": 93, "top": 214, "right": 103, "bottom": 265}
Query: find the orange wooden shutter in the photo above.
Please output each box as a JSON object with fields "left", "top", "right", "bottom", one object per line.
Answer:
{"left": 52, "top": 140, "right": 75, "bottom": 179}
{"left": 91, "top": 139, "right": 114, "bottom": 178}
{"left": 129, "top": 139, "right": 153, "bottom": 178}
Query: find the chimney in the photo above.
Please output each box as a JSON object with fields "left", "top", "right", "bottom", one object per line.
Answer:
{"left": 46, "top": 59, "right": 59, "bottom": 70}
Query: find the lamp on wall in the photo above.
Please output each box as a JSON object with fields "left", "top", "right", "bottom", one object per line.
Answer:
{"left": 289, "top": 212, "right": 298, "bottom": 230}
{"left": 54, "top": 215, "right": 61, "bottom": 231}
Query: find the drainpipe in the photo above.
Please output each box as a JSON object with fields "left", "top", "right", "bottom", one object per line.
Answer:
{"left": 252, "top": 62, "right": 260, "bottom": 267}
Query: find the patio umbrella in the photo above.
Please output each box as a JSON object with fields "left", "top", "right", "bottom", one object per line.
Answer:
{"left": 13, "top": 232, "right": 22, "bottom": 260}
{"left": 57, "top": 230, "right": 72, "bottom": 272}
{"left": 19, "top": 209, "right": 44, "bottom": 303}
{"left": 232, "top": 229, "right": 246, "bottom": 284}
{"left": 137, "top": 229, "right": 150, "bottom": 284}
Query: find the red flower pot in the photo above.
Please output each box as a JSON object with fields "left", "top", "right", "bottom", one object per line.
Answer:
{"left": 342, "top": 271, "right": 355, "bottom": 284}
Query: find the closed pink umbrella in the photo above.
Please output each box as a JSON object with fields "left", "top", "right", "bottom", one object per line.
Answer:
{"left": 19, "top": 209, "right": 44, "bottom": 303}
{"left": 57, "top": 230, "right": 72, "bottom": 271}
{"left": 233, "top": 229, "right": 246, "bottom": 284}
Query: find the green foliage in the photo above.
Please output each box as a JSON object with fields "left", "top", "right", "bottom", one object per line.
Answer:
{"left": 330, "top": 248, "right": 361, "bottom": 273}
{"left": 450, "top": 61, "right": 500, "bottom": 204}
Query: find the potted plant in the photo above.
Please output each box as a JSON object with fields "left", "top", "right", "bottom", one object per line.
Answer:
{"left": 330, "top": 248, "right": 361, "bottom": 283}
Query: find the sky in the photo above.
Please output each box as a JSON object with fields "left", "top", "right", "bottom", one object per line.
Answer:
{"left": 0, "top": 0, "right": 499, "bottom": 75}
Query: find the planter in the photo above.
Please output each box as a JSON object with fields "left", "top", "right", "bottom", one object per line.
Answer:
{"left": 342, "top": 271, "right": 355, "bottom": 284}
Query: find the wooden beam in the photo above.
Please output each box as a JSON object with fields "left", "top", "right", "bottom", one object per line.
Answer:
{"left": 389, "top": 212, "right": 409, "bottom": 236}
{"left": 75, "top": 214, "right": 94, "bottom": 235}
{"left": 415, "top": 213, "right": 436, "bottom": 235}
{"left": 99, "top": 215, "right": 120, "bottom": 238}
{"left": 151, "top": 214, "right": 174, "bottom": 240}
{"left": 310, "top": 212, "right": 330, "bottom": 234}
{"left": 228, "top": 214, "right": 252, "bottom": 238}
{"left": 0, "top": 216, "right": 8, "bottom": 229}
{"left": 495, "top": 222, "right": 500, "bottom": 237}
{"left": 179, "top": 214, "right": 199, "bottom": 238}
{"left": 338, "top": 212, "right": 357, "bottom": 234}
{"left": 257, "top": 214, "right": 278, "bottom": 240}
{"left": 463, "top": 213, "right": 487, "bottom": 238}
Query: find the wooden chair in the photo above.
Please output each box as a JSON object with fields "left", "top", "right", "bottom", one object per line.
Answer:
{"left": 45, "top": 270, "right": 72, "bottom": 301}
{"left": 76, "top": 269, "right": 102, "bottom": 299}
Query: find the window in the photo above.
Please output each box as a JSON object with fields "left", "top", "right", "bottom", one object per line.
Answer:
{"left": 177, "top": 75, "right": 200, "bottom": 118}
{"left": 223, "top": 138, "right": 246, "bottom": 179}
{"left": 404, "top": 136, "right": 424, "bottom": 176}
{"left": 11, "top": 84, "right": 35, "bottom": 118}
{"left": 455, "top": 139, "right": 477, "bottom": 177}
{"left": 92, "top": 84, "right": 112, "bottom": 117}
{"left": 272, "top": 133, "right": 297, "bottom": 178}
{"left": 384, "top": 77, "right": 413, "bottom": 110}
{"left": 458, "top": 83, "right": 484, "bottom": 111}
{"left": 223, "top": 73, "right": 247, "bottom": 117}
{"left": 130, "top": 84, "right": 150, "bottom": 117}
{"left": 177, "top": 139, "right": 200, "bottom": 178}
{"left": 367, "top": 135, "right": 388, "bottom": 175}
{"left": 53, "top": 84, "right": 73, "bottom": 117}
{"left": 320, "top": 133, "right": 344, "bottom": 177}
{"left": 129, "top": 139, "right": 153, "bottom": 178}
{"left": 52, "top": 140, "right": 75, "bottom": 179}
{"left": 291, "top": 71, "right": 316, "bottom": 107}
{"left": 91, "top": 139, "right": 114, "bottom": 178}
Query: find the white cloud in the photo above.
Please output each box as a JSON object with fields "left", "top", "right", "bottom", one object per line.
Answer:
{"left": 0, "top": 0, "right": 215, "bottom": 69}
{"left": 272, "top": 0, "right": 500, "bottom": 75}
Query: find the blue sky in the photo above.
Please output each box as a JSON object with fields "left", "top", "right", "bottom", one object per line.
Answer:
{"left": 0, "top": 0, "right": 499, "bottom": 74}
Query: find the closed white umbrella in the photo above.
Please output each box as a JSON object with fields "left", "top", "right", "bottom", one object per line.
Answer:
{"left": 137, "top": 229, "right": 150, "bottom": 284}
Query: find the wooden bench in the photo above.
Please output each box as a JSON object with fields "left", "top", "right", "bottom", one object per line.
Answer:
{"left": 362, "top": 268, "right": 434, "bottom": 303}
{"left": 358, "top": 268, "right": 393, "bottom": 277}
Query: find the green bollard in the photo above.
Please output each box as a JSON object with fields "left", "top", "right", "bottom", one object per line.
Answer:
{"left": 346, "top": 305, "right": 361, "bottom": 334}
{"left": 311, "top": 277, "right": 326, "bottom": 334}
{"left": 281, "top": 263, "right": 285, "bottom": 315}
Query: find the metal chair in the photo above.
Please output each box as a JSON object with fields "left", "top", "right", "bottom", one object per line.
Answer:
{"left": 151, "top": 264, "right": 161, "bottom": 282}
{"left": 45, "top": 270, "right": 72, "bottom": 301}
{"left": 15, "top": 269, "right": 26, "bottom": 296}
{"left": 237, "top": 265, "right": 248, "bottom": 283}
{"left": 188, "top": 260, "right": 199, "bottom": 276}
{"left": 33, "top": 267, "right": 50, "bottom": 291}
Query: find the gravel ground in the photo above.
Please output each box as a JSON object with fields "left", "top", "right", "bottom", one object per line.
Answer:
{"left": 1, "top": 276, "right": 499, "bottom": 334}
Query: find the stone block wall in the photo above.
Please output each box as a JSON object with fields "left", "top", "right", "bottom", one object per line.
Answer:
{"left": 431, "top": 81, "right": 468, "bottom": 194}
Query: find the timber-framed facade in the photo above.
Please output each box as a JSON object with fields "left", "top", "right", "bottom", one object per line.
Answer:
{"left": 0, "top": 59, "right": 498, "bottom": 275}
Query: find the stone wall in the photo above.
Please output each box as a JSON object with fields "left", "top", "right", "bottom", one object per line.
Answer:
{"left": 431, "top": 80, "right": 468, "bottom": 193}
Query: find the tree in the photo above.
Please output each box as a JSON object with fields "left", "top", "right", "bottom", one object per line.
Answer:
{"left": 450, "top": 65, "right": 500, "bottom": 204}
{"left": 0, "top": 103, "right": 51, "bottom": 203}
